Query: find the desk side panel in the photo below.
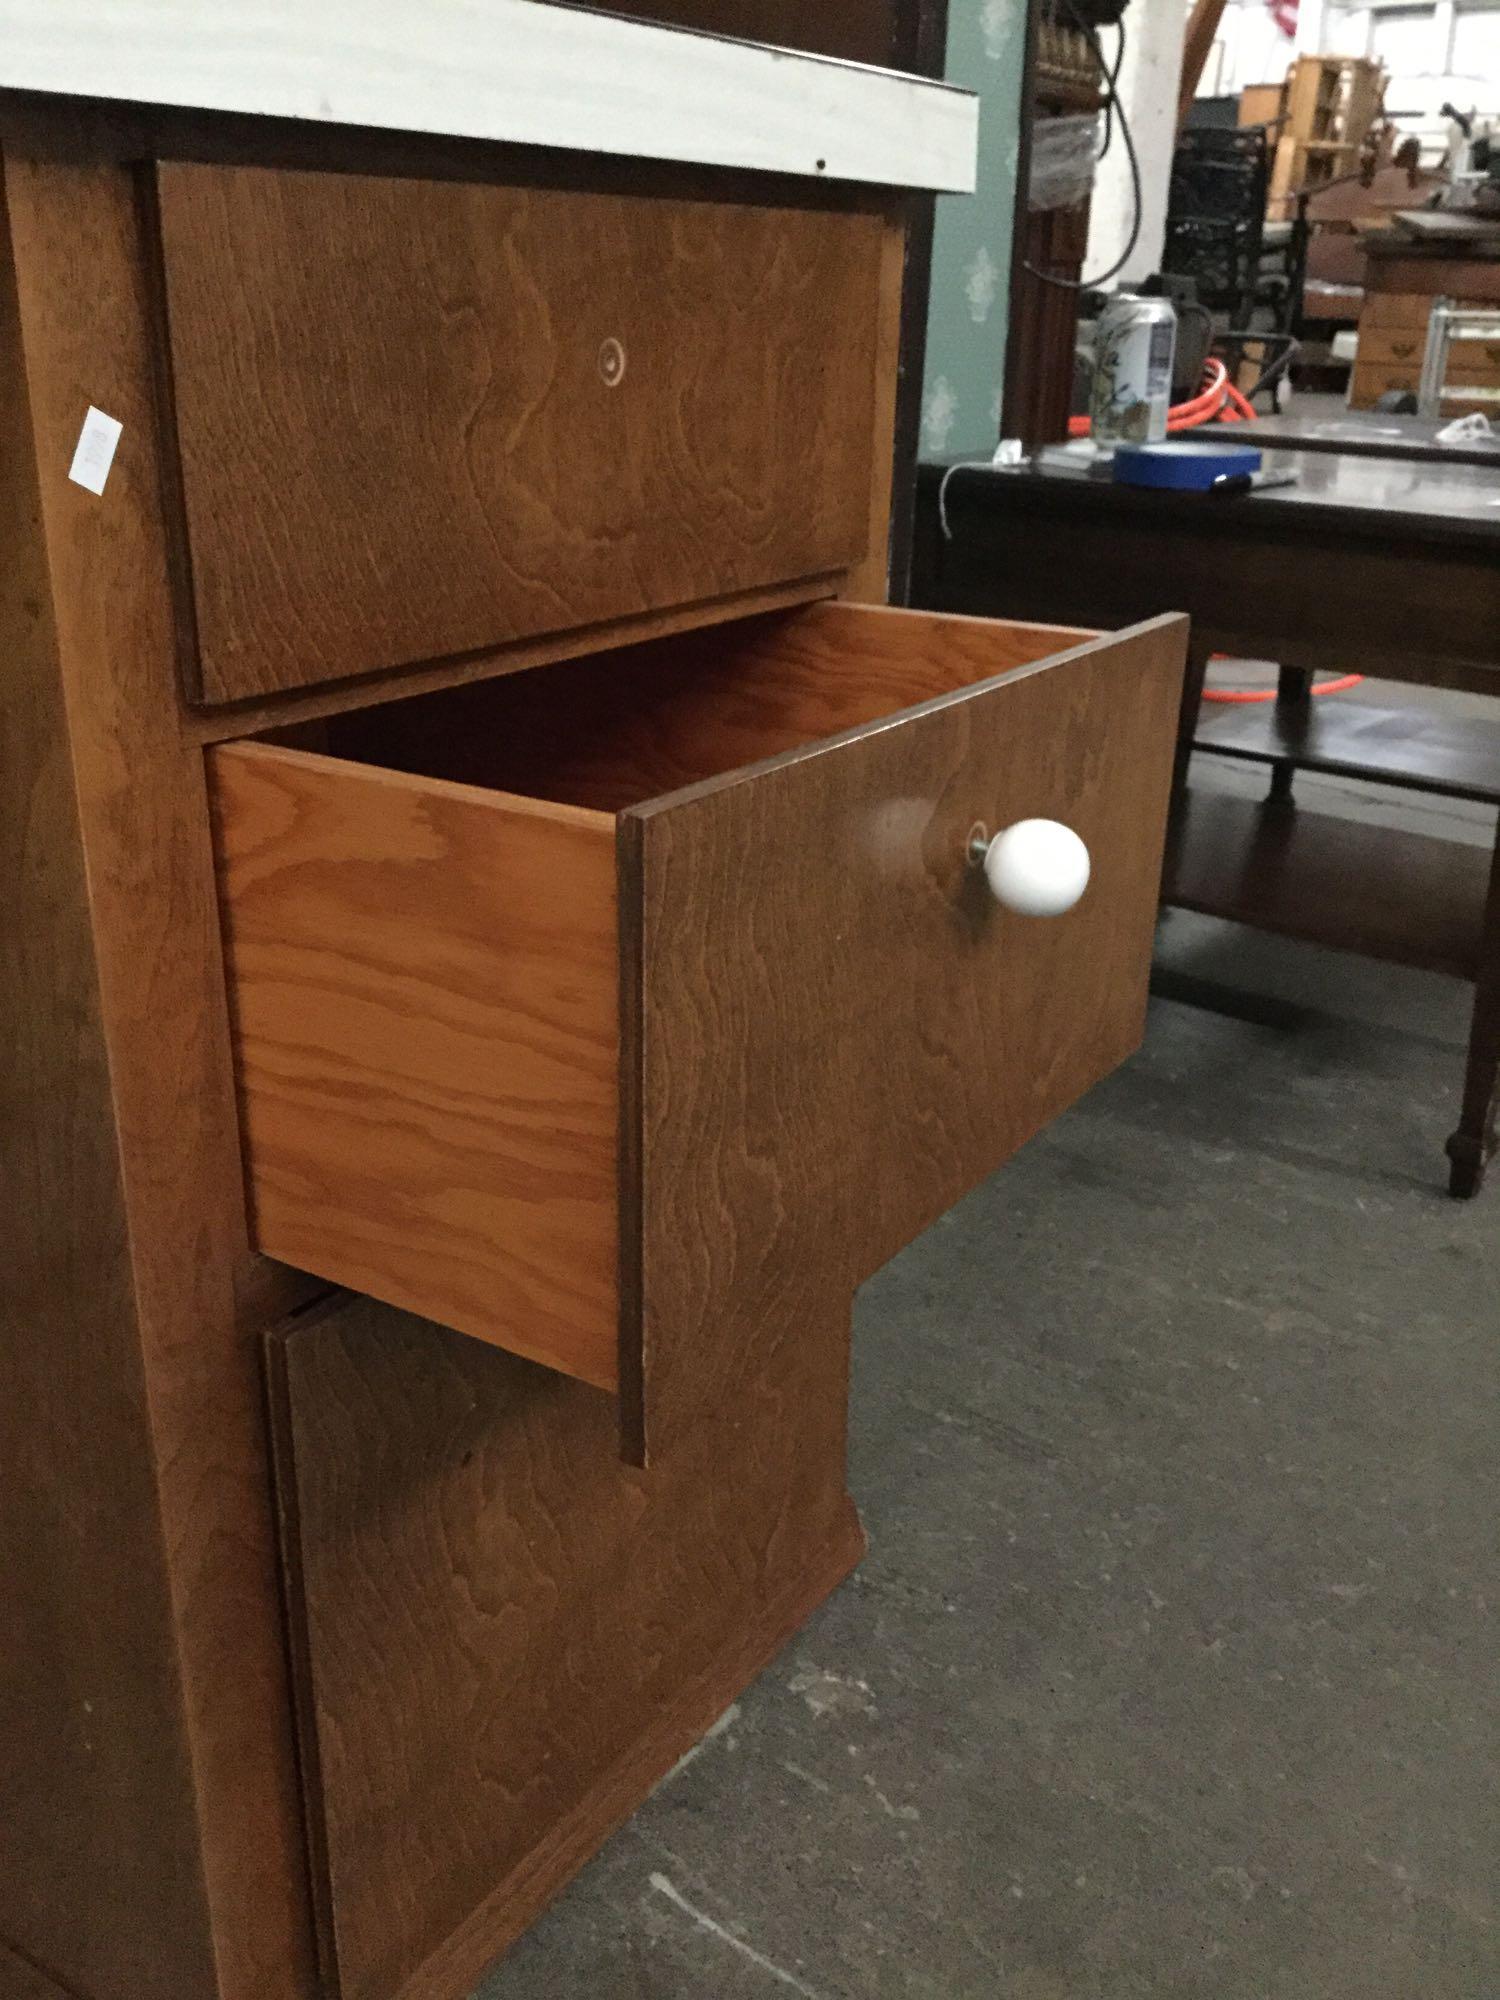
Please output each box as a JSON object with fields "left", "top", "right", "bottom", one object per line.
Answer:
{"left": 0, "top": 163, "right": 218, "bottom": 2000}
{"left": 4, "top": 148, "right": 321, "bottom": 2000}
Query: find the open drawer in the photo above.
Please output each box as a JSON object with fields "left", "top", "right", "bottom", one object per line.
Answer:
{"left": 209, "top": 602, "right": 1186, "bottom": 1458}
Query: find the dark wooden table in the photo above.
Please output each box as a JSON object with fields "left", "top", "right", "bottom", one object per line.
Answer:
{"left": 912, "top": 433, "right": 1500, "bottom": 1194}
{"left": 1240, "top": 409, "right": 1500, "bottom": 468}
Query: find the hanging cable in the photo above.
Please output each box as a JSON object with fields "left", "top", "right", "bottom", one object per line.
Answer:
{"left": 1024, "top": 0, "right": 1143, "bottom": 292}
{"left": 1096, "top": 16, "right": 1127, "bottom": 163}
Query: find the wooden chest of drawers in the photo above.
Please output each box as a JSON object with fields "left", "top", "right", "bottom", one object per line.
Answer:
{"left": 1350, "top": 252, "right": 1500, "bottom": 414}
{"left": 0, "top": 12, "right": 1184, "bottom": 2000}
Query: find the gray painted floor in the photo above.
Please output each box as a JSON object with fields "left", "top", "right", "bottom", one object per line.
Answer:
{"left": 476, "top": 699, "right": 1500, "bottom": 1999}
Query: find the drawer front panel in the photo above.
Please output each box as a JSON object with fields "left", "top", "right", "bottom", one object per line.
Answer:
{"left": 158, "top": 164, "right": 885, "bottom": 704}
{"left": 1356, "top": 328, "right": 1426, "bottom": 367}
{"left": 1442, "top": 347, "right": 1500, "bottom": 384}
{"left": 1359, "top": 292, "right": 1434, "bottom": 332}
{"left": 626, "top": 608, "right": 1187, "bottom": 1448}
{"left": 1358, "top": 327, "right": 1500, "bottom": 376}
{"left": 1349, "top": 359, "right": 1421, "bottom": 404}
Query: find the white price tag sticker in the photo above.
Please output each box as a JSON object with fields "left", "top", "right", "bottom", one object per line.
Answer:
{"left": 68, "top": 405, "right": 123, "bottom": 495}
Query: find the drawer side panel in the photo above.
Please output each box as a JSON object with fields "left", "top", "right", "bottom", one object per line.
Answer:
{"left": 208, "top": 741, "right": 620, "bottom": 1389}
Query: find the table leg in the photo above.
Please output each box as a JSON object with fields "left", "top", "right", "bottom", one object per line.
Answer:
{"left": 1169, "top": 639, "right": 1211, "bottom": 834}
{"left": 1267, "top": 665, "right": 1314, "bottom": 809}
{"left": 1446, "top": 816, "right": 1500, "bottom": 1199}
{"left": 1162, "top": 640, "right": 1210, "bottom": 908}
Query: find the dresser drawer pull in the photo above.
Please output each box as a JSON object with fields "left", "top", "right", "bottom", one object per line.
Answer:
{"left": 969, "top": 817, "right": 1092, "bottom": 916}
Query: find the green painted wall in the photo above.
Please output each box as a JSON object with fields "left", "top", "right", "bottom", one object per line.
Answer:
{"left": 921, "top": 0, "right": 1028, "bottom": 457}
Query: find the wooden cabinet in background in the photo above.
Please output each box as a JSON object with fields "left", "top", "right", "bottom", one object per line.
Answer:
{"left": 1350, "top": 247, "right": 1500, "bottom": 413}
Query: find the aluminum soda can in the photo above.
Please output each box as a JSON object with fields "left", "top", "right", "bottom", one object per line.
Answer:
{"left": 1090, "top": 293, "right": 1177, "bottom": 447}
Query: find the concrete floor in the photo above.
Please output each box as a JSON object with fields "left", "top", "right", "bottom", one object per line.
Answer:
{"left": 476, "top": 714, "right": 1500, "bottom": 2000}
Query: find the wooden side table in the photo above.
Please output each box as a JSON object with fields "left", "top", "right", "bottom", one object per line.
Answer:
{"left": 911, "top": 442, "right": 1500, "bottom": 1197}
{"left": 1179, "top": 680, "right": 1500, "bottom": 1196}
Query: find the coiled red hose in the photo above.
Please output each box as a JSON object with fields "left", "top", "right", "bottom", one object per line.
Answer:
{"left": 1068, "top": 357, "right": 1255, "bottom": 440}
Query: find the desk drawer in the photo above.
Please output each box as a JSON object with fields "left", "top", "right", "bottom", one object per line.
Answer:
{"left": 209, "top": 603, "right": 1185, "bottom": 1452}
{"left": 1356, "top": 328, "right": 1425, "bottom": 367}
{"left": 157, "top": 163, "right": 886, "bottom": 705}
{"left": 1442, "top": 347, "right": 1500, "bottom": 384}
{"left": 1349, "top": 358, "right": 1422, "bottom": 405}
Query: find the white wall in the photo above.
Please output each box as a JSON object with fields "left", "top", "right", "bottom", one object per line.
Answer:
{"left": 1086, "top": 0, "right": 1189, "bottom": 281}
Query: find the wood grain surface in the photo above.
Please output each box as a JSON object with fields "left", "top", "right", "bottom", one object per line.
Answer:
{"left": 315, "top": 602, "right": 1096, "bottom": 811}
{"left": 1192, "top": 696, "right": 1500, "bottom": 804}
{"left": 184, "top": 573, "right": 845, "bottom": 746}
{"left": 209, "top": 743, "right": 620, "bottom": 1389}
{"left": 268, "top": 613, "right": 1184, "bottom": 1998}
{"left": 842, "top": 211, "right": 908, "bottom": 604}
{"left": 263, "top": 600, "right": 1160, "bottom": 1447}
{"left": 589, "top": 0, "right": 901, "bottom": 63}
{"left": 625, "top": 614, "right": 1189, "bottom": 1451}
{"left": 1167, "top": 787, "right": 1487, "bottom": 979}
{"left": 218, "top": 603, "right": 1087, "bottom": 1414}
{"left": 155, "top": 162, "right": 885, "bottom": 702}
{"left": 0, "top": 1938, "right": 80, "bottom": 2000}
{"left": 3, "top": 155, "right": 318, "bottom": 2000}
{"left": 0, "top": 164, "right": 217, "bottom": 2000}
{"left": 269, "top": 1297, "right": 865, "bottom": 2000}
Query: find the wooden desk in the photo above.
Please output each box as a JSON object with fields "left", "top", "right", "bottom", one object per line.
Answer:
{"left": 912, "top": 440, "right": 1500, "bottom": 1196}
{"left": 0, "top": 13, "right": 1187, "bottom": 2000}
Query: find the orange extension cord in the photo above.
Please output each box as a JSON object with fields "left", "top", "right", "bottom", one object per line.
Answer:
{"left": 1066, "top": 356, "right": 1257, "bottom": 441}
{"left": 1203, "top": 673, "right": 1364, "bottom": 704}
{"left": 1070, "top": 359, "right": 1365, "bottom": 705}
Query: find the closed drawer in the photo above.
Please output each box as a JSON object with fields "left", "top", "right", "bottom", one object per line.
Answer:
{"left": 1359, "top": 291, "right": 1434, "bottom": 333}
{"left": 1358, "top": 328, "right": 1500, "bottom": 376}
{"left": 209, "top": 603, "right": 1186, "bottom": 1454}
{"left": 157, "top": 164, "right": 887, "bottom": 705}
{"left": 1442, "top": 345, "right": 1500, "bottom": 384}
{"left": 1356, "top": 327, "right": 1426, "bottom": 367}
{"left": 1349, "top": 358, "right": 1422, "bottom": 404}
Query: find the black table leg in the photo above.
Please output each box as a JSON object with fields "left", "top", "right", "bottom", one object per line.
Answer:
{"left": 1447, "top": 816, "right": 1500, "bottom": 1198}
{"left": 1169, "top": 641, "right": 1211, "bottom": 830}
{"left": 1162, "top": 639, "right": 1210, "bottom": 907}
{"left": 1267, "top": 664, "right": 1314, "bottom": 809}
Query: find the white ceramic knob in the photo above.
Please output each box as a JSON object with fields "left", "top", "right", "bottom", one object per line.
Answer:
{"left": 979, "top": 818, "right": 1091, "bottom": 917}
